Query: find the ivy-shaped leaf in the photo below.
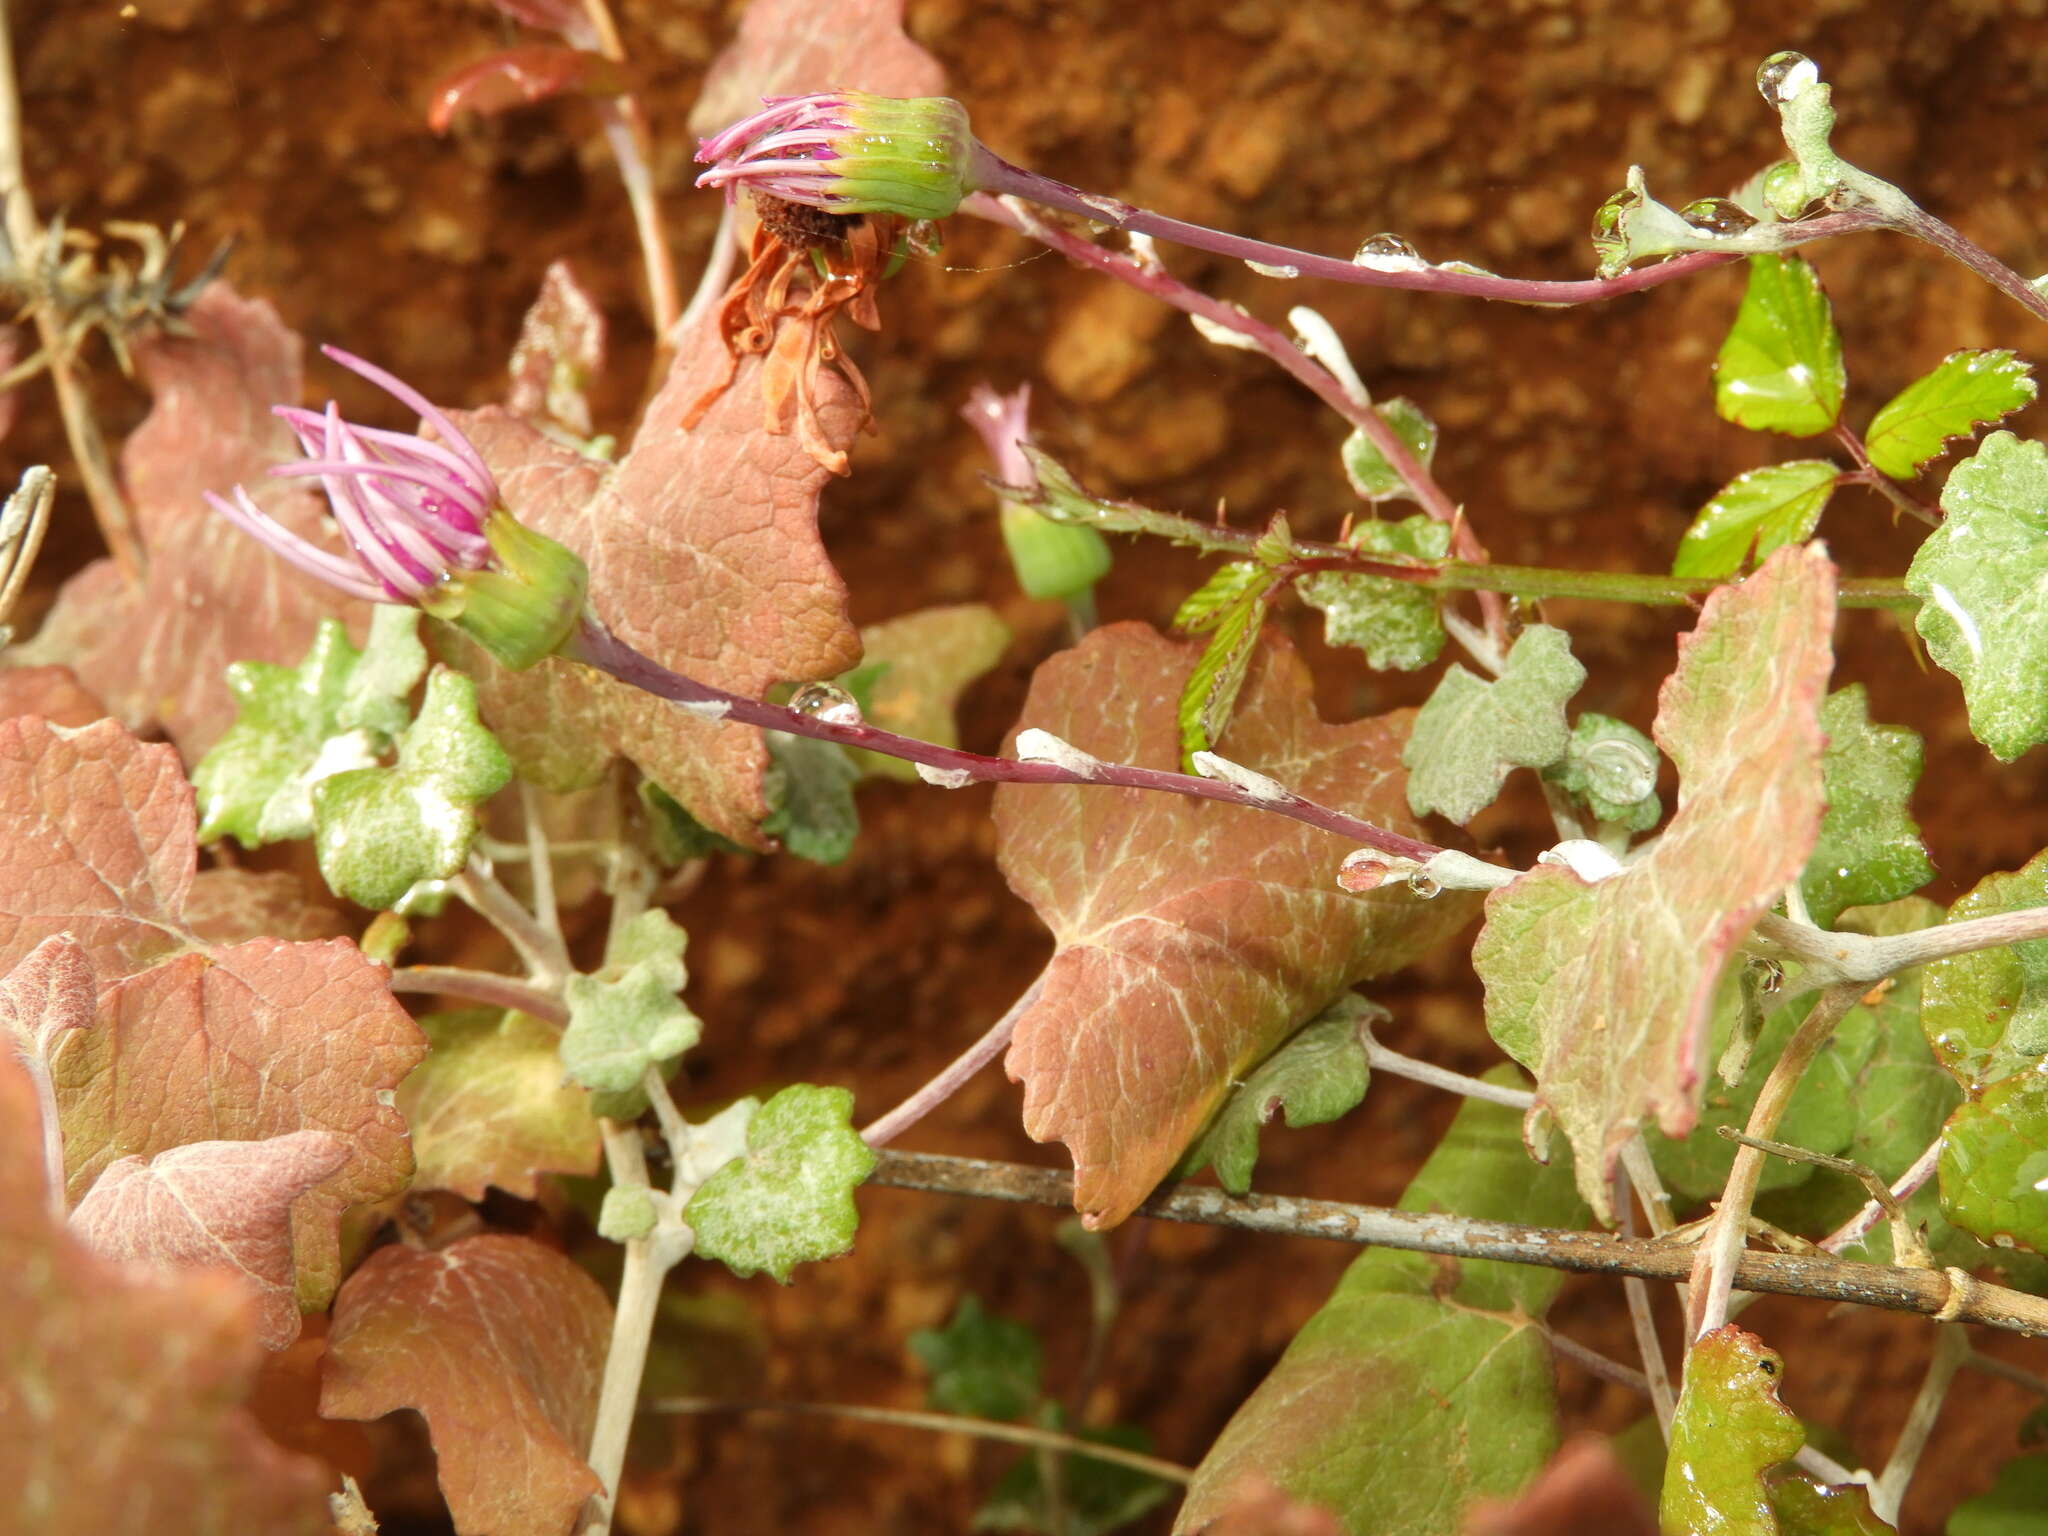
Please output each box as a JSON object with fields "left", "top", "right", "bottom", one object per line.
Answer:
{"left": 1339, "top": 400, "right": 1439, "bottom": 504}
{"left": 1180, "top": 998, "right": 1374, "bottom": 1195}
{"left": 1672, "top": 461, "right": 1837, "bottom": 580}
{"left": 1798, "top": 686, "right": 1933, "bottom": 928}
{"left": 560, "top": 909, "right": 700, "bottom": 1093}
{"left": 761, "top": 732, "right": 860, "bottom": 864}
{"left": 684, "top": 1083, "right": 876, "bottom": 1282}
{"left": 311, "top": 667, "right": 512, "bottom": 910}
{"left": 1475, "top": 546, "right": 1834, "bottom": 1216}
{"left": 1904, "top": 431, "right": 2048, "bottom": 761}
{"left": 1660, "top": 1326, "right": 1803, "bottom": 1536}
{"left": 1403, "top": 625, "right": 1584, "bottom": 824}
{"left": 1865, "top": 348, "right": 2036, "bottom": 480}
{"left": 909, "top": 1296, "right": 1043, "bottom": 1422}
{"left": 1714, "top": 255, "right": 1846, "bottom": 437}
{"left": 1541, "top": 712, "right": 1662, "bottom": 832}
{"left": 1295, "top": 514, "right": 1452, "bottom": 672}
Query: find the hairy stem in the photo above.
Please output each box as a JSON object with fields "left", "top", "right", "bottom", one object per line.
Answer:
{"left": 385, "top": 965, "right": 568, "bottom": 1026}
{"left": 862, "top": 972, "right": 1048, "bottom": 1146}
{"left": 1755, "top": 905, "right": 2048, "bottom": 987}
{"left": 453, "top": 859, "right": 571, "bottom": 982}
{"left": 1832, "top": 423, "right": 1939, "bottom": 528}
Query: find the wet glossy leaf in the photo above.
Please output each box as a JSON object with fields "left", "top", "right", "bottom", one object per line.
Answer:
{"left": 978, "top": 1415, "right": 1173, "bottom": 1536}
{"left": 1864, "top": 348, "right": 2035, "bottom": 480}
{"left": 1339, "top": 399, "right": 1439, "bottom": 504}
{"left": 685, "top": 1083, "right": 876, "bottom": 1282}
{"left": 996, "top": 624, "right": 1474, "bottom": 1227}
{"left": 1714, "top": 255, "right": 1845, "bottom": 436}
{"left": 1404, "top": 625, "right": 1583, "bottom": 825}
{"left": 1295, "top": 514, "right": 1453, "bottom": 672}
{"left": 1540, "top": 713, "right": 1661, "bottom": 832}
{"left": 1919, "top": 849, "right": 2048, "bottom": 1092}
{"left": 399, "top": 1009, "right": 601, "bottom": 1200}
{"left": 560, "top": 909, "right": 699, "bottom": 1093}
{"left": 850, "top": 604, "right": 1009, "bottom": 781}
{"left": 1798, "top": 687, "right": 1933, "bottom": 928}
{"left": 1672, "top": 460, "right": 1837, "bottom": 579}
{"left": 1475, "top": 545, "right": 1835, "bottom": 1216}
{"left": 1765, "top": 1475, "right": 1891, "bottom": 1534}
{"left": 1660, "top": 1326, "right": 1803, "bottom": 1536}
{"left": 909, "top": 1295, "right": 1043, "bottom": 1421}
{"left": 1941, "top": 1071, "right": 2048, "bottom": 1254}
{"left": 1905, "top": 431, "right": 2048, "bottom": 760}
{"left": 1180, "top": 997, "right": 1374, "bottom": 1195}
{"left": 322, "top": 1233, "right": 612, "bottom": 1536}
{"left": 312, "top": 667, "right": 512, "bottom": 909}
{"left": 1177, "top": 1088, "right": 1587, "bottom": 1535}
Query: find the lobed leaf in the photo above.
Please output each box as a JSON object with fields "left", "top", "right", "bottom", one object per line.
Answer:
{"left": 1713, "top": 255, "right": 1846, "bottom": 437}
{"left": 1920, "top": 848, "right": 2048, "bottom": 1093}
{"left": 1671, "top": 460, "right": 1837, "bottom": 580}
{"left": 1339, "top": 399, "right": 1440, "bottom": 504}
{"left": 1404, "top": 625, "right": 1584, "bottom": 825}
{"left": 1798, "top": 686, "right": 1933, "bottom": 928}
{"left": 684, "top": 1083, "right": 876, "bottom": 1282}
{"left": 909, "top": 1295, "right": 1044, "bottom": 1422}
{"left": 1864, "top": 348, "right": 2036, "bottom": 480}
{"left": 761, "top": 731, "right": 861, "bottom": 864}
{"left": 850, "top": 603, "right": 1010, "bottom": 781}
{"left": 560, "top": 909, "right": 700, "bottom": 1094}
{"left": 1660, "top": 1326, "right": 1802, "bottom": 1536}
{"left": 1295, "top": 513, "right": 1453, "bottom": 672}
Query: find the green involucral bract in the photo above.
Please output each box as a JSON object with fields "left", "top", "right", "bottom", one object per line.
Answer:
{"left": 310, "top": 666, "right": 512, "bottom": 910}
{"left": 1296, "top": 514, "right": 1453, "bottom": 672}
{"left": 1339, "top": 399, "right": 1439, "bottom": 504}
{"left": 683, "top": 1084, "right": 876, "bottom": 1283}
{"left": 194, "top": 607, "right": 427, "bottom": 846}
{"left": 1672, "top": 460, "right": 1837, "bottom": 580}
{"left": 1001, "top": 496, "right": 1113, "bottom": 600}
{"left": 761, "top": 732, "right": 860, "bottom": 864}
{"left": 1798, "top": 686, "right": 1934, "bottom": 928}
{"left": 559, "top": 908, "right": 700, "bottom": 1094}
{"left": 1714, "top": 255, "right": 1846, "bottom": 438}
{"left": 1905, "top": 431, "right": 2048, "bottom": 761}
{"left": 1864, "top": 349, "right": 2036, "bottom": 480}
{"left": 1660, "top": 1325, "right": 1803, "bottom": 1536}
{"left": 908, "top": 1296, "right": 1043, "bottom": 1422}
{"left": 1541, "top": 712, "right": 1662, "bottom": 832}
{"left": 1403, "top": 624, "right": 1584, "bottom": 824}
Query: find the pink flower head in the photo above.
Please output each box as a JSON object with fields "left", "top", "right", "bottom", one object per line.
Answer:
{"left": 694, "top": 91, "right": 977, "bottom": 222}
{"left": 960, "top": 382, "right": 1035, "bottom": 487}
{"left": 206, "top": 346, "right": 496, "bottom": 603}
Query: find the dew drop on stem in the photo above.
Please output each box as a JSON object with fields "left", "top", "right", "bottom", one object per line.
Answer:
{"left": 1352, "top": 232, "right": 1424, "bottom": 272}
{"left": 1406, "top": 872, "right": 1442, "bottom": 899}
{"left": 1756, "top": 50, "right": 1819, "bottom": 105}
{"left": 790, "top": 682, "right": 863, "bottom": 726}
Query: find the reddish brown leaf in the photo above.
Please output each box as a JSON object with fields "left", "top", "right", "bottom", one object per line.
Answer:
{"left": 428, "top": 45, "right": 617, "bottom": 135}
{"left": 69, "top": 1131, "right": 350, "bottom": 1350}
{"left": 507, "top": 260, "right": 606, "bottom": 437}
{"left": 1473, "top": 544, "right": 1836, "bottom": 1216}
{"left": 11, "top": 283, "right": 365, "bottom": 759}
{"left": 0, "top": 1049, "right": 330, "bottom": 1535}
{"left": 451, "top": 315, "right": 863, "bottom": 845}
{"left": 1, "top": 933, "right": 95, "bottom": 1055}
{"left": 994, "top": 624, "right": 1475, "bottom": 1226}
{"left": 322, "top": 1233, "right": 613, "bottom": 1536}
{"left": 0, "top": 716, "right": 423, "bottom": 1306}
{"left": 1460, "top": 1437, "right": 1658, "bottom": 1536}
{"left": 0, "top": 663, "right": 108, "bottom": 727}
{"left": 183, "top": 866, "right": 349, "bottom": 945}
{"left": 686, "top": 0, "right": 946, "bottom": 139}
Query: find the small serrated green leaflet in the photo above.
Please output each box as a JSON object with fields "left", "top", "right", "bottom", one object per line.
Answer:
{"left": 1660, "top": 1326, "right": 1803, "bottom": 1536}
{"left": 1181, "top": 999, "right": 1374, "bottom": 1195}
{"left": 1905, "top": 431, "right": 2048, "bottom": 760}
{"left": 560, "top": 909, "right": 701, "bottom": 1093}
{"left": 1797, "top": 687, "right": 1933, "bottom": 928}
{"left": 194, "top": 608, "right": 427, "bottom": 846}
{"left": 685, "top": 1084, "right": 876, "bottom": 1283}
{"left": 909, "top": 1296, "right": 1043, "bottom": 1422}
{"left": 1542, "top": 713, "right": 1662, "bottom": 831}
{"left": 1177, "top": 574, "right": 1275, "bottom": 764}
{"left": 1920, "top": 849, "right": 2048, "bottom": 1091}
{"left": 1251, "top": 512, "right": 1294, "bottom": 567}
{"left": 1673, "top": 460, "right": 1837, "bottom": 579}
{"left": 1865, "top": 348, "right": 2036, "bottom": 479}
{"left": 761, "top": 733, "right": 859, "bottom": 864}
{"left": 1714, "top": 255, "right": 1846, "bottom": 437}
{"left": 1341, "top": 400, "right": 1439, "bottom": 504}
{"left": 976, "top": 1413, "right": 1172, "bottom": 1536}
{"left": 310, "top": 666, "right": 511, "bottom": 910}
{"left": 1403, "top": 625, "right": 1584, "bottom": 824}
{"left": 1173, "top": 562, "right": 1266, "bottom": 634}
{"left": 1296, "top": 514, "right": 1452, "bottom": 672}
{"left": 1950, "top": 1455, "right": 2048, "bottom": 1535}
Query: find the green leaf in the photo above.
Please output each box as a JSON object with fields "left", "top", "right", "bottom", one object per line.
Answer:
{"left": 640, "top": 780, "right": 749, "bottom": 865}
{"left": 559, "top": 909, "right": 700, "bottom": 1094}
{"left": 1541, "top": 713, "right": 1662, "bottom": 832}
{"left": 850, "top": 605, "right": 1010, "bottom": 782}
{"left": 598, "top": 1185, "right": 659, "bottom": 1242}
{"left": 310, "top": 667, "right": 512, "bottom": 910}
{"left": 1340, "top": 400, "right": 1439, "bottom": 504}
{"left": 194, "top": 608, "right": 428, "bottom": 846}
{"left": 1176, "top": 574, "right": 1275, "bottom": 764}
{"left": 761, "top": 733, "right": 859, "bottom": 864}
{"left": 1941, "top": 1070, "right": 2048, "bottom": 1255}
{"left": 1295, "top": 514, "right": 1453, "bottom": 672}
{"left": 1714, "top": 254, "right": 1846, "bottom": 437}
{"left": 1179, "top": 998, "right": 1374, "bottom": 1195}
{"left": 1403, "top": 625, "right": 1584, "bottom": 824}
{"left": 908, "top": 1296, "right": 1043, "bottom": 1422}
{"left": 1798, "top": 687, "right": 1934, "bottom": 928}
{"left": 1766, "top": 1474, "right": 1890, "bottom": 1534}
{"left": 1865, "top": 349, "right": 2036, "bottom": 480}
{"left": 1177, "top": 1086, "right": 1588, "bottom": 1534}
{"left": 1922, "top": 850, "right": 2048, "bottom": 1092}
{"left": 1905, "top": 431, "right": 2048, "bottom": 760}
{"left": 976, "top": 1414, "right": 1172, "bottom": 1536}
{"left": 1949, "top": 1455, "right": 2048, "bottom": 1535}
{"left": 684, "top": 1084, "right": 876, "bottom": 1283}
{"left": 1173, "top": 561, "right": 1268, "bottom": 634}
{"left": 1673, "top": 460, "right": 1837, "bottom": 579}
{"left": 1660, "top": 1325, "right": 1803, "bottom": 1536}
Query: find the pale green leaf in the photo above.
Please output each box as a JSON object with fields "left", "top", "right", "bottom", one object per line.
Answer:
{"left": 1714, "top": 255, "right": 1846, "bottom": 437}
{"left": 1340, "top": 400, "right": 1439, "bottom": 504}
{"left": 1939, "top": 1071, "right": 2048, "bottom": 1256}
{"left": 1173, "top": 562, "right": 1268, "bottom": 634}
{"left": 850, "top": 605, "right": 1010, "bottom": 781}
{"left": 1865, "top": 348, "right": 2035, "bottom": 480}
{"left": 598, "top": 1185, "right": 659, "bottom": 1241}
{"left": 559, "top": 910, "right": 700, "bottom": 1093}
{"left": 1295, "top": 514, "right": 1452, "bottom": 672}
{"left": 685, "top": 1084, "right": 875, "bottom": 1283}
{"left": 1672, "top": 460, "right": 1837, "bottom": 579}
{"left": 1660, "top": 1326, "right": 1803, "bottom": 1536}
{"left": 1920, "top": 849, "right": 2048, "bottom": 1092}
{"left": 1798, "top": 687, "right": 1933, "bottom": 928}
{"left": 1905, "top": 432, "right": 2048, "bottom": 760}
{"left": 1403, "top": 625, "right": 1584, "bottom": 824}
{"left": 1542, "top": 713, "right": 1662, "bottom": 832}
{"left": 1180, "top": 998, "right": 1374, "bottom": 1195}
{"left": 909, "top": 1296, "right": 1043, "bottom": 1422}
{"left": 1177, "top": 578, "right": 1274, "bottom": 764}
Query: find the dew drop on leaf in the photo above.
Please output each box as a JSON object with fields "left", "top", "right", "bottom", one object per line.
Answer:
{"left": 1680, "top": 197, "right": 1759, "bottom": 237}
{"left": 1407, "top": 872, "right": 1443, "bottom": 899}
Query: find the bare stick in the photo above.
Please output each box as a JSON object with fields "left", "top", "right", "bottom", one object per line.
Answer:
{"left": 1870, "top": 1325, "right": 1967, "bottom": 1524}
{"left": 1720, "top": 1125, "right": 1929, "bottom": 1266}
{"left": 1965, "top": 1349, "right": 2048, "bottom": 1397}
{"left": 1617, "top": 1162, "right": 1676, "bottom": 1434}
{"left": 520, "top": 780, "right": 566, "bottom": 965}
{"left": 1546, "top": 1329, "right": 1650, "bottom": 1395}
{"left": 862, "top": 972, "right": 1048, "bottom": 1146}
{"left": 1360, "top": 1036, "right": 1535, "bottom": 1111}
{"left": 644, "top": 1397, "right": 1191, "bottom": 1483}
{"left": 386, "top": 964, "right": 567, "bottom": 1026}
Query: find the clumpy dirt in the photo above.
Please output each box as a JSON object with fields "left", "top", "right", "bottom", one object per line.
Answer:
{"left": 12, "top": 0, "right": 2048, "bottom": 1532}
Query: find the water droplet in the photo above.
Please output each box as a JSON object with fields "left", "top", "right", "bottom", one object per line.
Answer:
{"left": 1756, "top": 50, "right": 1819, "bottom": 105}
{"left": 1352, "top": 233, "right": 1424, "bottom": 272}
{"left": 1582, "top": 737, "right": 1658, "bottom": 804}
{"left": 1679, "top": 197, "right": 1759, "bottom": 237}
{"left": 1758, "top": 958, "right": 1786, "bottom": 994}
{"left": 790, "top": 682, "right": 862, "bottom": 726}
{"left": 1406, "top": 873, "right": 1442, "bottom": 899}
